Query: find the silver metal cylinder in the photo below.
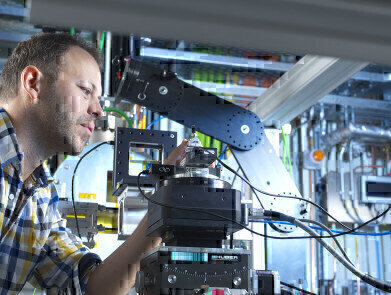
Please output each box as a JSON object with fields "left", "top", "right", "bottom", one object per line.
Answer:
{"left": 103, "top": 31, "right": 112, "bottom": 97}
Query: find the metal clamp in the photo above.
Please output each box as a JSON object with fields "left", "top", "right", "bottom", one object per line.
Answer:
{"left": 136, "top": 79, "right": 150, "bottom": 100}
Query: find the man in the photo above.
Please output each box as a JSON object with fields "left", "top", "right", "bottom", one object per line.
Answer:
{"left": 0, "top": 33, "right": 187, "bottom": 294}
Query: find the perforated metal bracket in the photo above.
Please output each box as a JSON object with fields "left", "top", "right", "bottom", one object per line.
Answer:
{"left": 113, "top": 127, "right": 177, "bottom": 196}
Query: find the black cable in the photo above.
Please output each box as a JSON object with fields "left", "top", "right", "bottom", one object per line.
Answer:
{"left": 314, "top": 205, "right": 390, "bottom": 239}
{"left": 138, "top": 170, "right": 391, "bottom": 292}
{"left": 136, "top": 171, "right": 390, "bottom": 240}
{"left": 299, "top": 218, "right": 354, "bottom": 265}
{"left": 71, "top": 141, "right": 111, "bottom": 239}
{"left": 230, "top": 167, "right": 240, "bottom": 186}
{"left": 280, "top": 281, "right": 318, "bottom": 295}
{"left": 211, "top": 152, "right": 351, "bottom": 231}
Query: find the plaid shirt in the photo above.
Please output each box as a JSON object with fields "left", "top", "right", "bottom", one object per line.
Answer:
{"left": 0, "top": 109, "right": 101, "bottom": 294}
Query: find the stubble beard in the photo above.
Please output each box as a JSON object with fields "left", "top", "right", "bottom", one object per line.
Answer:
{"left": 40, "top": 84, "right": 91, "bottom": 156}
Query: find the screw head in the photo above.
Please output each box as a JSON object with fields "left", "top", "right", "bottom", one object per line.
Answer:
{"left": 159, "top": 86, "right": 168, "bottom": 95}
{"left": 170, "top": 134, "right": 175, "bottom": 138}
{"left": 233, "top": 276, "right": 242, "bottom": 286}
{"left": 168, "top": 274, "right": 177, "bottom": 284}
{"left": 241, "top": 125, "right": 250, "bottom": 134}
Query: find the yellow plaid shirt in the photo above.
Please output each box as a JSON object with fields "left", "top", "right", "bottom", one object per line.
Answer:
{"left": 0, "top": 109, "right": 101, "bottom": 294}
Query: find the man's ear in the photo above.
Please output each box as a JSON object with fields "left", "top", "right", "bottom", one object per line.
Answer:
{"left": 20, "top": 66, "right": 44, "bottom": 103}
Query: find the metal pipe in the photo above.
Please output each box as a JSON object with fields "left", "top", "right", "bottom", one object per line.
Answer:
{"left": 344, "top": 106, "right": 349, "bottom": 127}
{"left": 323, "top": 123, "right": 391, "bottom": 148}
{"left": 386, "top": 146, "right": 390, "bottom": 175}
{"left": 348, "top": 140, "right": 355, "bottom": 201}
{"left": 339, "top": 143, "right": 360, "bottom": 223}
{"left": 320, "top": 103, "right": 326, "bottom": 136}
{"left": 371, "top": 146, "right": 376, "bottom": 176}
{"left": 351, "top": 106, "right": 355, "bottom": 124}
{"left": 103, "top": 31, "right": 112, "bottom": 97}
{"left": 349, "top": 141, "right": 365, "bottom": 222}
{"left": 338, "top": 144, "right": 346, "bottom": 202}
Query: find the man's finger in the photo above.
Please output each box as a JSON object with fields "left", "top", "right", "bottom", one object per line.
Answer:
{"left": 163, "top": 139, "right": 188, "bottom": 165}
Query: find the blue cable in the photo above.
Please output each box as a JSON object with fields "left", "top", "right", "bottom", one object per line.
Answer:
{"left": 219, "top": 145, "right": 228, "bottom": 160}
{"left": 250, "top": 220, "right": 391, "bottom": 236}
{"left": 146, "top": 117, "right": 165, "bottom": 130}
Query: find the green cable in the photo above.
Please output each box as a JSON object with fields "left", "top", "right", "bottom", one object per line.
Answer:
{"left": 212, "top": 139, "right": 221, "bottom": 155}
{"left": 281, "top": 129, "right": 287, "bottom": 166}
{"left": 33, "top": 288, "right": 37, "bottom": 295}
{"left": 70, "top": 27, "right": 75, "bottom": 36}
{"left": 281, "top": 128, "right": 293, "bottom": 178}
{"left": 99, "top": 31, "right": 106, "bottom": 51}
{"left": 103, "top": 108, "right": 132, "bottom": 128}
{"left": 286, "top": 136, "right": 293, "bottom": 178}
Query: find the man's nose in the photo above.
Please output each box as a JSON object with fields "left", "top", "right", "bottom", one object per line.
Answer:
{"left": 88, "top": 97, "right": 104, "bottom": 119}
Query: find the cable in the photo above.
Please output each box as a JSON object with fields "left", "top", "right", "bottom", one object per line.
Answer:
{"left": 299, "top": 218, "right": 354, "bottom": 265}
{"left": 230, "top": 167, "right": 240, "bottom": 186}
{"left": 209, "top": 151, "right": 351, "bottom": 231}
{"left": 137, "top": 170, "right": 390, "bottom": 240}
{"left": 280, "top": 281, "right": 317, "bottom": 295}
{"left": 290, "top": 218, "right": 391, "bottom": 293}
{"left": 146, "top": 117, "right": 165, "bottom": 130}
{"left": 250, "top": 220, "right": 391, "bottom": 236}
{"left": 138, "top": 171, "right": 391, "bottom": 293}
{"left": 251, "top": 206, "right": 390, "bottom": 239}
{"left": 312, "top": 206, "right": 390, "bottom": 239}
{"left": 136, "top": 170, "right": 289, "bottom": 240}
{"left": 138, "top": 170, "right": 391, "bottom": 292}
{"left": 71, "top": 142, "right": 111, "bottom": 239}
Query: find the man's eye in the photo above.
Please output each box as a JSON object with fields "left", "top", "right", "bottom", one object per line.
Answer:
{"left": 81, "top": 87, "right": 91, "bottom": 95}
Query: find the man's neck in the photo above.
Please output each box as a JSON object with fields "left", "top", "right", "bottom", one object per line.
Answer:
{"left": 3, "top": 103, "right": 48, "bottom": 182}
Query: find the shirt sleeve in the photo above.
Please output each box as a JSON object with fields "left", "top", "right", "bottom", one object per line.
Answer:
{"left": 28, "top": 209, "right": 102, "bottom": 295}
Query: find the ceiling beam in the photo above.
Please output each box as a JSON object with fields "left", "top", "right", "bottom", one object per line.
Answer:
{"left": 247, "top": 55, "right": 368, "bottom": 127}
{"left": 30, "top": 0, "right": 391, "bottom": 65}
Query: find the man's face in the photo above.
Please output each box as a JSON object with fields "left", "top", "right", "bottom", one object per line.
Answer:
{"left": 40, "top": 46, "right": 103, "bottom": 155}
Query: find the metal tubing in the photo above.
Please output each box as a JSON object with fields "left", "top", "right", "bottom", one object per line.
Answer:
{"left": 323, "top": 123, "right": 391, "bottom": 148}
{"left": 338, "top": 144, "right": 346, "bottom": 202}
{"left": 348, "top": 140, "right": 355, "bottom": 201}
{"left": 103, "top": 31, "right": 112, "bottom": 97}
{"left": 348, "top": 141, "right": 365, "bottom": 223}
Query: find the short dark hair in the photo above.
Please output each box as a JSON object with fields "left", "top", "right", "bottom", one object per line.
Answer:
{"left": 0, "top": 32, "right": 102, "bottom": 100}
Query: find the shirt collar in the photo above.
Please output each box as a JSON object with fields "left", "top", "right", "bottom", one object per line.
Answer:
{"left": 0, "top": 108, "right": 53, "bottom": 188}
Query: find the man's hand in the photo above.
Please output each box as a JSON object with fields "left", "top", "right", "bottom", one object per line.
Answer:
{"left": 86, "top": 139, "right": 191, "bottom": 295}
{"left": 164, "top": 139, "right": 188, "bottom": 165}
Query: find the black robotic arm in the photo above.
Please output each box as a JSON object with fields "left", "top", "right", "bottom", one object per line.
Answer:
{"left": 117, "top": 58, "right": 265, "bottom": 151}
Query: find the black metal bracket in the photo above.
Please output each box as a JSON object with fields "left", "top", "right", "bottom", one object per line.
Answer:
{"left": 113, "top": 127, "right": 177, "bottom": 196}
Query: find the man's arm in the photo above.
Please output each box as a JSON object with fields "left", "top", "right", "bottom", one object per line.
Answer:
{"left": 85, "top": 214, "right": 158, "bottom": 295}
{"left": 86, "top": 139, "right": 188, "bottom": 295}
